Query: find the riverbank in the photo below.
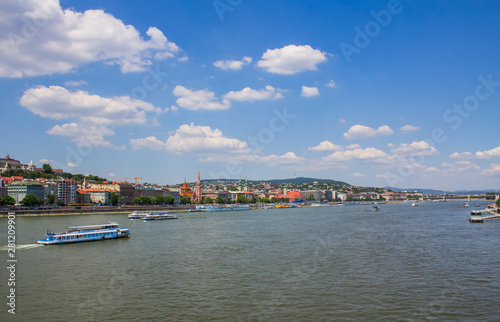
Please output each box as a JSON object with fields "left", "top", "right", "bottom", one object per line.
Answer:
{"left": 0, "top": 205, "right": 194, "bottom": 217}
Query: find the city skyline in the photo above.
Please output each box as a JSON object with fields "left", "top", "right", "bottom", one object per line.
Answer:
{"left": 1, "top": 1, "right": 500, "bottom": 190}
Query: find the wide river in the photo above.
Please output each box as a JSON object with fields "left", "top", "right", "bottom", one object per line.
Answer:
{"left": 1, "top": 201, "right": 500, "bottom": 321}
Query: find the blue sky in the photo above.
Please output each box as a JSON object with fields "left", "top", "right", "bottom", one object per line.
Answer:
{"left": 1, "top": 0, "right": 500, "bottom": 190}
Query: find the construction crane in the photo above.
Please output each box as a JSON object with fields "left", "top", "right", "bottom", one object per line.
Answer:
{"left": 115, "top": 177, "right": 142, "bottom": 185}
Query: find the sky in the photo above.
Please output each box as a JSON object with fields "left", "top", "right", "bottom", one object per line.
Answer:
{"left": 1, "top": 0, "right": 500, "bottom": 190}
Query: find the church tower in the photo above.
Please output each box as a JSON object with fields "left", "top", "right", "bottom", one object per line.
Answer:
{"left": 195, "top": 169, "right": 201, "bottom": 203}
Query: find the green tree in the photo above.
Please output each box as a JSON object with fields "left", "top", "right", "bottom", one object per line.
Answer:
{"left": 47, "top": 194, "right": 55, "bottom": 205}
{"left": 152, "top": 196, "right": 165, "bottom": 205}
{"left": 215, "top": 196, "right": 225, "bottom": 204}
{"left": 306, "top": 195, "right": 315, "bottom": 201}
{"left": 180, "top": 196, "right": 191, "bottom": 204}
{"left": 139, "top": 196, "right": 152, "bottom": 205}
{"left": 496, "top": 198, "right": 500, "bottom": 208}
{"left": 109, "top": 192, "right": 120, "bottom": 206}
{"left": 164, "top": 196, "right": 175, "bottom": 205}
{"left": 237, "top": 196, "right": 249, "bottom": 204}
{"left": 202, "top": 197, "right": 213, "bottom": 204}
{"left": 42, "top": 164, "right": 52, "bottom": 173}
{"left": 133, "top": 197, "right": 141, "bottom": 205}
{"left": 20, "top": 193, "right": 41, "bottom": 207}
{"left": 260, "top": 198, "right": 270, "bottom": 203}
{"left": 3, "top": 196, "right": 16, "bottom": 206}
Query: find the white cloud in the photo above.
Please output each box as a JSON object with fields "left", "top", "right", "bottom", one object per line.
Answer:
{"left": 223, "top": 85, "right": 282, "bottom": 102}
{"left": 482, "top": 163, "right": 500, "bottom": 174}
{"left": 167, "top": 123, "right": 248, "bottom": 154}
{"left": 20, "top": 85, "right": 160, "bottom": 148}
{"left": 450, "top": 151, "right": 473, "bottom": 159}
{"left": 353, "top": 172, "right": 366, "bottom": 177}
{"left": 476, "top": 146, "right": 500, "bottom": 159}
{"left": 130, "top": 136, "right": 167, "bottom": 150}
{"left": 66, "top": 162, "right": 77, "bottom": 168}
{"left": 47, "top": 123, "right": 124, "bottom": 149}
{"left": 173, "top": 86, "right": 230, "bottom": 110}
{"left": 343, "top": 124, "right": 394, "bottom": 139}
{"left": 425, "top": 167, "right": 440, "bottom": 172}
{"left": 308, "top": 141, "right": 342, "bottom": 152}
{"left": 387, "top": 143, "right": 395, "bottom": 148}
{"left": 322, "top": 147, "right": 389, "bottom": 162}
{"left": 237, "top": 152, "right": 304, "bottom": 164}
{"left": 130, "top": 123, "right": 250, "bottom": 156}
{"left": 0, "top": 0, "right": 181, "bottom": 77}
{"left": 109, "top": 173, "right": 116, "bottom": 177}
{"left": 346, "top": 144, "right": 361, "bottom": 149}
{"left": 257, "top": 45, "right": 328, "bottom": 75}
{"left": 301, "top": 86, "right": 320, "bottom": 97}
{"left": 325, "top": 80, "right": 336, "bottom": 88}
{"left": 213, "top": 56, "right": 252, "bottom": 70}
{"left": 400, "top": 125, "right": 421, "bottom": 134}
{"left": 64, "top": 80, "right": 86, "bottom": 87}
{"left": 442, "top": 161, "right": 480, "bottom": 172}
{"left": 20, "top": 86, "right": 160, "bottom": 126}
{"left": 339, "top": 119, "right": 346, "bottom": 123}
{"left": 390, "top": 141, "right": 439, "bottom": 156}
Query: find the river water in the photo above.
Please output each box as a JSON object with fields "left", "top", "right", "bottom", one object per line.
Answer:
{"left": 1, "top": 201, "right": 500, "bottom": 321}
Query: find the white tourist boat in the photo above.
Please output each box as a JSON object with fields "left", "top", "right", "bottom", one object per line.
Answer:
{"left": 142, "top": 212, "right": 178, "bottom": 221}
{"left": 37, "top": 222, "right": 130, "bottom": 245}
{"left": 128, "top": 211, "right": 149, "bottom": 219}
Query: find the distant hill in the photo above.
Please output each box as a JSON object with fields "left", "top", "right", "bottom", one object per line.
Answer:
{"left": 263, "top": 177, "right": 350, "bottom": 186}
{"left": 385, "top": 186, "right": 500, "bottom": 195}
{"left": 202, "top": 177, "right": 350, "bottom": 186}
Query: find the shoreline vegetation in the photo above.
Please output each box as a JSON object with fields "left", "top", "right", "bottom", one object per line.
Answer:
{"left": 0, "top": 198, "right": 492, "bottom": 217}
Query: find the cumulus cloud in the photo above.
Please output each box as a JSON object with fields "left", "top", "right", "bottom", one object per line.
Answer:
{"left": 482, "top": 163, "right": 500, "bottom": 174}
{"left": 390, "top": 141, "right": 439, "bottom": 157}
{"left": 343, "top": 124, "right": 394, "bottom": 139}
{"left": 223, "top": 85, "right": 282, "bottom": 102}
{"left": 476, "top": 146, "right": 500, "bottom": 159}
{"left": 166, "top": 123, "right": 249, "bottom": 154}
{"left": 20, "top": 85, "right": 161, "bottom": 126}
{"left": 325, "top": 80, "right": 336, "bottom": 88}
{"left": 339, "top": 119, "right": 346, "bottom": 123}
{"left": 322, "top": 147, "right": 389, "bottom": 162}
{"left": 308, "top": 141, "right": 342, "bottom": 152}
{"left": 450, "top": 151, "right": 473, "bottom": 159}
{"left": 400, "top": 125, "right": 421, "bottom": 134}
{"left": 20, "top": 85, "right": 160, "bottom": 148}
{"left": 131, "top": 123, "right": 250, "bottom": 155}
{"left": 257, "top": 45, "right": 328, "bottom": 75}
{"left": 353, "top": 172, "right": 366, "bottom": 177}
{"left": 301, "top": 86, "right": 320, "bottom": 97}
{"left": 0, "top": 0, "right": 181, "bottom": 77}
{"left": 213, "top": 56, "right": 252, "bottom": 70}
{"left": 130, "top": 136, "right": 167, "bottom": 150}
{"left": 173, "top": 86, "right": 230, "bottom": 110}
{"left": 442, "top": 161, "right": 480, "bottom": 172}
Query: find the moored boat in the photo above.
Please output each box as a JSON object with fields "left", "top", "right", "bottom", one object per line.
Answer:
{"left": 142, "top": 212, "right": 178, "bottom": 221}
{"left": 128, "top": 211, "right": 149, "bottom": 219}
{"left": 37, "top": 222, "right": 130, "bottom": 245}
{"left": 189, "top": 205, "right": 250, "bottom": 212}
{"left": 462, "top": 203, "right": 470, "bottom": 208}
